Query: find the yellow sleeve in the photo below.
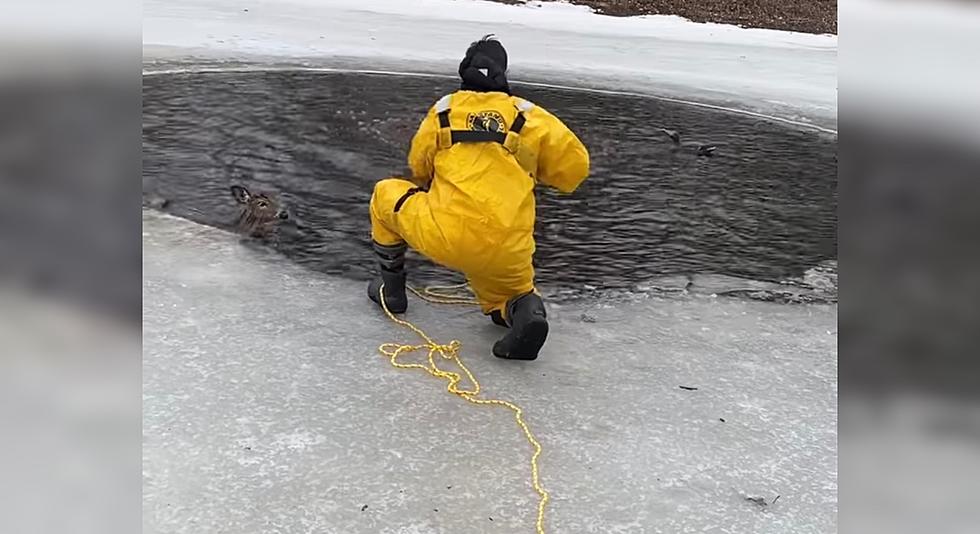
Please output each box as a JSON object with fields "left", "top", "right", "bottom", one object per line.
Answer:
{"left": 526, "top": 106, "right": 590, "bottom": 194}
{"left": 407, "top": 104, "right": 439, "bottom": 188}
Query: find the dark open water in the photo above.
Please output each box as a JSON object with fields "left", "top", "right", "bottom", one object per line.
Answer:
{"left": 143, "top": 70, "right": 837, "bottom": 302}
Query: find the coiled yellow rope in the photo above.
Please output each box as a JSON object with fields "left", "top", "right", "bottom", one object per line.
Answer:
{"left": 378, "top": 282, "right": 550, "bottom": 534}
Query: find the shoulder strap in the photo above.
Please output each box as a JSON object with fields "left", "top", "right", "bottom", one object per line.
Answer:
{"left": 434, "top": 94, "right": 454, "bottom": 148}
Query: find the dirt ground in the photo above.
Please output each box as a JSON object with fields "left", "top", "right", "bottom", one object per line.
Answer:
{"left": 492, "top": 0, "right": 837, "bottom": 34}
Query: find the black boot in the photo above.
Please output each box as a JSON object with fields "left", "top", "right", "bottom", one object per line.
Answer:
{"left": 367, "top": 241, "right": 408, "bottom": 314}
{"left": 492, "top": 292, "right": 549, "bottom": 361}
{"left": 489, "top": 309, "right": 509, "bottom": 328}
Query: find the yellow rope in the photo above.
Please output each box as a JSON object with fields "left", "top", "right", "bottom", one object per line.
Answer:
{"left": 378, "top": 283, "right": 550, "bottom": 534}
{"left": 407, "top": 282, "right": 479, "bottom": 305}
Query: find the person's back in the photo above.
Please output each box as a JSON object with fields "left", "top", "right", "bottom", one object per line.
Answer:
{"left": 411, "top": 90, "right": 588, "bottom": 234}
{"left": 367, "top": 35, "right": 590, "bottom": 360}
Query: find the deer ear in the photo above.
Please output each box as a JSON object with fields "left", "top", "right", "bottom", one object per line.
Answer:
{"left": 231, "top": 185, "right": 251, "bottom": 204}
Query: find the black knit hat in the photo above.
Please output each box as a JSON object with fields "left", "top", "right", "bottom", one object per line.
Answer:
{"left": 458, "top": 35, "right": 510, "bottom": 94}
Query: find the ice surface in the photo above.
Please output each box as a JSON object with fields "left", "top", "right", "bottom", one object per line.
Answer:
{"left": 143, "top": 210, "right": 837, "bottom": 533}
{"left": 142, "top": 0, "right": 837, "bottom": 130}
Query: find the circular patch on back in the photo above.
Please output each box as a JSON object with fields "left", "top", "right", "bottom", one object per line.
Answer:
{"left": 466, "top": 111, "right": 506, "bottom": 133}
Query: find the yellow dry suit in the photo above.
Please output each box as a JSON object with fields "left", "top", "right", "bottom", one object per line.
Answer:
{"left": 369, "top": 90, "right": 590, "bottom": 315}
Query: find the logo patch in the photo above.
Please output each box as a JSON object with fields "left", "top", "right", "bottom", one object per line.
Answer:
{"left": 466, "top": 111, "right": 506, "bottom": 133}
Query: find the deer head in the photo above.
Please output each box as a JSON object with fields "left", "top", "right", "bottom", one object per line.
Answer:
{"left": 230, "top": 185, "right": 288, "bottom": 238}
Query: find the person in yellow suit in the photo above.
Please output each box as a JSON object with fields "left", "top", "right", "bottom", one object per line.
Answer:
{"left": 367, "top": 35, "right": 590, "bottom": 360}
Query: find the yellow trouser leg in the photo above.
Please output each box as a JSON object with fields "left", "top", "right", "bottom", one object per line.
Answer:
{"left": 369, "top": 177, "right": 419, "bottom": 246}
{"left": 467, "top": 260, "right": 536, "bottom": 318}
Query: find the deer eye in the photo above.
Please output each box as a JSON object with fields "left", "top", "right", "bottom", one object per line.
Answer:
{"left": 257, "top": 200, "right": 269, "bottom": 209}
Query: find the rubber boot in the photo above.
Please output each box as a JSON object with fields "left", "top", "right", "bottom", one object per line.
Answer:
{"left": 492, "top": 292, "right": 548, "bottom": 361}
{"left": 489, "top": 309, "right": 509, "bottom": 328}
{"left": 367, "top": 241, "right": 408, "bottom": 314}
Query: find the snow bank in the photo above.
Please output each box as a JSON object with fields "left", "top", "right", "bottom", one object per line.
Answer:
{"left": 298, "top": 0, "right": 837, "bottom": 47}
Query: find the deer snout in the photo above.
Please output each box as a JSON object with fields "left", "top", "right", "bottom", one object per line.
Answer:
{"left": 276, "top": 209, "right": 289, "bottom": 220}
